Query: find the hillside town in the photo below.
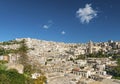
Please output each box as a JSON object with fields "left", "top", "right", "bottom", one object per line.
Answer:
{"left": 0, "top": 38, "right": 120, "bottom": 84}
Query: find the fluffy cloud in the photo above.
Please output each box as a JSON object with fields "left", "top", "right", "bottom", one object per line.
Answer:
{"left": 61, "top": 31, "right": 66, "bottom": 35}
{"left": 42, "top": 20, "right": 53, "bottom": 29}
{"left": 43, "top": 25, "right": 49, "bottom": 29}
{"left": 76, "top": 4, "right": 97, "bottom": 24}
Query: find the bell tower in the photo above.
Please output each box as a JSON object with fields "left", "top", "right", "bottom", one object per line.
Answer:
{"left": 88, "top": 40, "right": 93, "bottom": 54}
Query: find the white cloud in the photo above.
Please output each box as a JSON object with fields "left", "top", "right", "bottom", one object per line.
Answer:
{"left": 43, "top": 25, "right": 49, "bottom": 29}
{"left": 76, "top": 4, "right": 97, "bottom": 24}
{"left": 42, "top": 20, "right": 53, "bottom": 29}
{"left": 61, "top": 31, "right": 66, "bottom": 35}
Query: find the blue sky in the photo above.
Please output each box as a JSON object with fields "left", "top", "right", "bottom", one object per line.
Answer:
{"left": 0, "top": 0, "right": 120, "bottom": 43}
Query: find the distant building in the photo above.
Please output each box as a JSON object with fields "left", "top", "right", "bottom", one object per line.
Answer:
{"left": 72, "top": 68, "right": 91, "bottom": 78}
{"left": 0, "top": 55, "right": 9, "bottom": 61}
{"left": 87, "top": 40, "right": 101, "bottom": 54}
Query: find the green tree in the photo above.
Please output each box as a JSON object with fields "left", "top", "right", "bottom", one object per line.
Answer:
{"left": 17, "top": 40, "right": 33, "bottom": 76}
{"left": 0, "top": 64, "right": 7, "bottom": 70}
{"left": 0, "top": 69, "right": 33, "bottom": 84}
{"left": 117, "top": 58, "right": 120, "bottom": 66}
{"left": 0, "top": 73, "right": 10, "bottom": 84}
{"left": 107, "top": 58, "right": 120, "bottom": 80}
